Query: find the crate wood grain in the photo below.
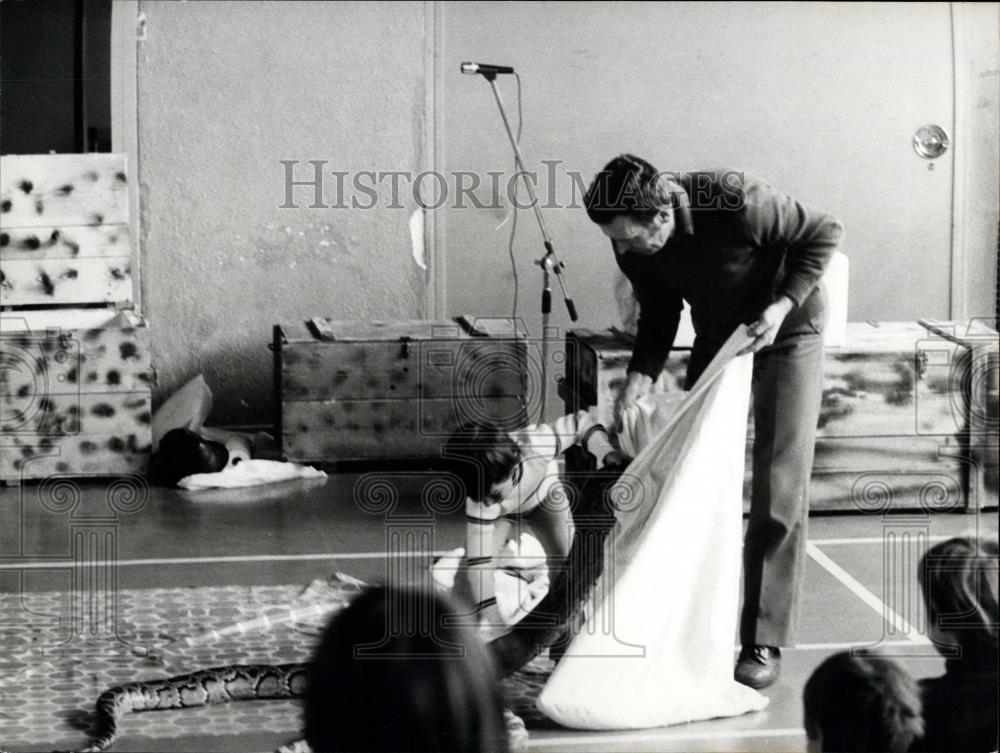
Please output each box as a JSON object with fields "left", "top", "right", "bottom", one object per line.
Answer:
{"left": 0, "top": 154, "right": 129, "bottom": 229}
{"left": 283, "top": 396, "right": 528, "bottom": 462}
{"left": 1, "top": 224, "right": 130, "bottom": 260}
{"left": 277, "top": 320, "right": 529, "bottom": 462}
{"left": 564, "top": 324, "right": 992, "bottom": 512}
{"left": 0, "top": 154, "right": 150, "bottom": 481}
{"left": 281, "top": 339, "right": 526, "bottom": 401}
{"left": 1, "top": 256, "right": 132, "bottom": 307}
{"left": 1, "top": 392, "right": 152, "bottom": 479}
{"left": 1, "top": 440, "right": 149, "bottom": 479}
{"left": 0, "top": 316, "right": 151, "bottom": 396}
{"left": 1, "top": 155, "right": 131, "bottom": 307}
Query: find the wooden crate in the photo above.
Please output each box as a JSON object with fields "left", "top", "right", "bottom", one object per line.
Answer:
{"left": 275, "top": 319, "right": 528, "bottom": 462}
{"left": 563, "top": 323, "right": 998, "bottom": 513}
{"left": 1, "top": 154, "right": 152, "bottom": 482}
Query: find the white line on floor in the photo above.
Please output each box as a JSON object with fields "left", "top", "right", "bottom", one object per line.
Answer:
{"left": 806, "top": 542, "right": 927, "bottom": 644}
{"left": 0, "top": 551, "right": 454, "bottom": 569}
{"left": 810, "top": 535, "right": 953, "bottom": 546}
{"left": 529, "top": 726, "right": 804, "bottom": 748}
{"left": 1, "top": 532, "right": 975, "bottom": 571}
{"left": 791, "top": 638, "right": 931, "bottom": 650}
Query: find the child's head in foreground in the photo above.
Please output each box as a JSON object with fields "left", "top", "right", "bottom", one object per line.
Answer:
{"left": 918, "top": 533, "right": 999, "bottom": 664}
{"left": 803, "top": 649, "right": 924, "bottom": 753}
{"left": 444, "top": 422, "right": 523, "bottom": 503}
{"left": 304, "top": 584, "right": 508, "bottom": 753}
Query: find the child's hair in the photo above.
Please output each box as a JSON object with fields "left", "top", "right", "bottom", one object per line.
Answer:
{"left": 147, "top": 428, "right": 229, "bottom": 486}
{"left": 443, "top": 422, "right": 522, "bottom": 502}
{"left": 304, "top": 585, "right": 508, "bottom": 753}
{"left": 918, "top": 533, "right": 999, "bottom": 662}
{"left": 803, "top": 649, "right": 924, "bottom": 753}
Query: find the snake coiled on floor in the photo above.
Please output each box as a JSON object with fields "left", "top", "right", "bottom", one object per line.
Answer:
{"left": 70, "top": 453, "right": 622, "bottom": 752}
{"left": 72, "top": 663, "right": 309, "bottom": 752}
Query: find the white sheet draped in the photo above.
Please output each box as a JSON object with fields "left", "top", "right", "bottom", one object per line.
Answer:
{"left": 536, "top": 327, "right": 768, "bottom": 729}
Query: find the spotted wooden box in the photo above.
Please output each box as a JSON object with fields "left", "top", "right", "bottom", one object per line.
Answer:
{"left": 564, "top": 323, "right": 998, "bottom": 512}
{"left": 274, "top": 319, "right": 529, "bottom": 462}
{"left": 1, "top": 154, "right": 152, "bottom": 482}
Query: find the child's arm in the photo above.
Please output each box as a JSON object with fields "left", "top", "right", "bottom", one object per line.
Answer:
{"left": 464, "top": 499, "right": 507, "bottom": 628}
{"left": 545, "top": 410, "right": 618, "bottom": 466}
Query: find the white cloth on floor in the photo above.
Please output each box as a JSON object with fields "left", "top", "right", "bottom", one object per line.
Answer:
{"left": 178, "top": 458, "right": 327, "bottom": 490}
{"left": 536, "top": 326, "right": 768, "bottom": 729}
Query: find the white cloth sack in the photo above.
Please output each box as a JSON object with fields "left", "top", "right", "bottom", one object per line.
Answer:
{"left": 537, "top": 327, "right": 768, "bottom": 729}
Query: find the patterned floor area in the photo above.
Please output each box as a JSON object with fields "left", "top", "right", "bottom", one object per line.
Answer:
{"left": 0, "top": 574, "right": 552, "bottom": 751}
{"left": 0, "top": 576, "right": 359, "bottom": 751}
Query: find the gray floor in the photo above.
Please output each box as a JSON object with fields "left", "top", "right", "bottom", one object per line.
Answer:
{"left": 0, "top": 475, "right": 996, "bottom": 752}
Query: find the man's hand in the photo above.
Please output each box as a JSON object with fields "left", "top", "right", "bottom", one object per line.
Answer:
{"left": 614, "top": 371, "right": 653, "bottom": 430}
{"left": 740, "top": 296, "right": 795, "bottom": 355}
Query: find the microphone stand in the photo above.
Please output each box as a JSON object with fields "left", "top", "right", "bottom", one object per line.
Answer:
{"left": 477, "top": 69, "right": 578, "bottom": 420}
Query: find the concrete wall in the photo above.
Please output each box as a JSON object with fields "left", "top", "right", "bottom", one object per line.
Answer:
{"left": 136, "top": 1, "right": 429, "bottom": 424}
{"left": 441, "top": 1, "right": 967, "bottom": 334}
{"left": 131, "top": 1, "right": 998, "bottom": 427}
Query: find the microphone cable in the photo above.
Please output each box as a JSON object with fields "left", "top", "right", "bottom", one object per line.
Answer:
{"left": 507, "top": 71, "right": 523, "bottom": 323}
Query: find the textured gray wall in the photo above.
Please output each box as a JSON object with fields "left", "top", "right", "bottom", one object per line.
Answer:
{"left": 133, "top": 1, "right": 998, "bottom": 428}
{"left": 441, "top": 1, "right": 965, "bottom": 334}
{"left": 137, "top": 1, "right": 428, "bottom": 425}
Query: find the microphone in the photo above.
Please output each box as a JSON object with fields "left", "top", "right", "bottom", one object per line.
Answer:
{"left": 460, "top": 62, "right": 515, "bottom": 76}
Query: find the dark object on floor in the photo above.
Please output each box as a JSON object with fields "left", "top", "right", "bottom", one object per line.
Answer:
{"left": 734, "top": 645, "right": 782, "bottom": 689}
{"left": 147, "top": 428, "right": 229, "bottom": 487}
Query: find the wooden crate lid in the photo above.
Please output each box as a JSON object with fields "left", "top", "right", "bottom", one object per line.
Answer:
{"left": 303, "top": 318, "right": 468, "bottom": 343}
{"left": 1, "top": 153, "right": 133, "bottom": 308}
{"left": 569, "top": 323, "right": 976, "bottom": 356}
{"left": 918, "top": 318, "right": 999, "bottom": 350}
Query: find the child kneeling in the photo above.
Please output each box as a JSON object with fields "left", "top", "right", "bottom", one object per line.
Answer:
{"left": 443, "top": 411, "right": 622, "bottom": 631}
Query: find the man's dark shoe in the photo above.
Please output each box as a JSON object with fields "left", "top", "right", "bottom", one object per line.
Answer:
{"left": 734, "top": 645, "right": 781, "bottom": 689}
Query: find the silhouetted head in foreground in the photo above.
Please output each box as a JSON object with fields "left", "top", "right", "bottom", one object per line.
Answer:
{"left": 803, "top": 649, "right": 923, "bottom": 753}
{"left": 918, "top": 533, "right": 999, "bottom": 666}
{"left": 304, "top": 585, "right": 508, "bottom": 753}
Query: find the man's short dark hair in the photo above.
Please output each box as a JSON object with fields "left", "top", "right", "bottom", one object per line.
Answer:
{"left": 803, "top": 649, "right": 924, "bottom": 752}
{"left": 584, "top": 154, "right": 674, "bottom": 225}
{"left": 443, "top": 423, "right": 522, "bottom": 502}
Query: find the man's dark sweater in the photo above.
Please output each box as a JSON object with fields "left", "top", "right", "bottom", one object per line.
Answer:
{"left": 614, "top": 170, "right": 844, "bottom": 379}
